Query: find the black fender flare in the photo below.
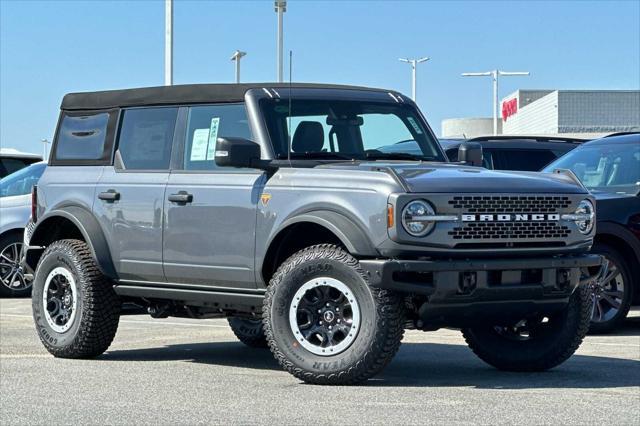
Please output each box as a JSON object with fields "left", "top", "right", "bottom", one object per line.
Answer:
{"left": 29, "top": 206, "right": 117, "bottom": 279}
{"left": 275, "top": 210, "right": 379, "bottom": 257}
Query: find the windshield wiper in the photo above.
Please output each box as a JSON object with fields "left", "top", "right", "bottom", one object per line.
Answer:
{"left": 277, "top": 152, "right": 354, "bottom": 160}
{"left": 365, "top": 152, "right": 434, "bottom": 161}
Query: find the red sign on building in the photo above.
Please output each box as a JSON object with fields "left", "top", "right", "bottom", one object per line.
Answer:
{"left": 502, "top": 98, "right": 518, "bottom": 121}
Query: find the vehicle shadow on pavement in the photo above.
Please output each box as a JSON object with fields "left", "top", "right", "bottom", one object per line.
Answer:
{"left": 103, "top": 328, "right": 639, "bottom": 389}
{"left": 103, "top": 342, "right": 282, "bottom": 371}
{"left": 372, "top": 341, "right": 640, "bottom": 389}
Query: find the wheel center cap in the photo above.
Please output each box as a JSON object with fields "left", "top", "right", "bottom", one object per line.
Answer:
{"left": 323, "top": 310, "right": 335, "bottom": 323}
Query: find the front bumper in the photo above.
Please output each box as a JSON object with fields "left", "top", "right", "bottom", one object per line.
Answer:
{"left": 360, "top": 254, "right": 602, "bottom": 326}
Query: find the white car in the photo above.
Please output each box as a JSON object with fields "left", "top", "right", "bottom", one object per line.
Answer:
{"left": 0, "top": 162, "right": 46, "bottom": 296}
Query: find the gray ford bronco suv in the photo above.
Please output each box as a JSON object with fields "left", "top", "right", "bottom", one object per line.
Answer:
{"left": 23, "top": 83, "right": 601, "bottom": 385}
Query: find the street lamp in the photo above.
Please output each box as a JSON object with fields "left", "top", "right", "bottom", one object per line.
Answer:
{"left": 41, "top": 139, "right": 50, "bottom": 161}
{"left": 165, "top": 0, "right": 173, "bottom": 86}
{"left": 399, "top": 57, "right": 430, "bottom": 103}
{"left": 461, "top": 69, "right": 530, "bottom": 135}
{"left": 275, "top": 1, "right": 286, "bottom": 82}
{"left": 231, "top": 50, "right": 247, "bottom": 83}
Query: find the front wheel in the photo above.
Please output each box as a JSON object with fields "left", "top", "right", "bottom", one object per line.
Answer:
{"left": 263, "top": 245, "right": 404, "bottom": 385}
{"left": 586, "top": 244, "right": 633, "bottom": 334}
{"left": 462, "top": 284, "right": 591, "bottom": 372}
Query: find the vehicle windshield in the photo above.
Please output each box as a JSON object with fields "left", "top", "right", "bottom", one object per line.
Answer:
{"left": 260, "top": 99, "right": 445, "bottom": 162}
{"left": 0, "top": 162, "right": 46, "bottom": 198}
{"left": 542, "top": 141, "right": 640, "bottom": 195}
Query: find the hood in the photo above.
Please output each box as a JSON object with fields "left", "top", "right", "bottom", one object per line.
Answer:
{"left": 319, "top": 162, "right": 587, "bottom": 194}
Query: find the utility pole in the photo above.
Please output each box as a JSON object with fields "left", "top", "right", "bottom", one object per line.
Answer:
{"left": 165, "top": 0, "right": 173, "bottom": 86}
{"left": 399, "top": 57, "right": 430, "bottom": 103}
{"left": 461, "top": 69, "right": 529, "bottom": 135}
{"left": 275, "top": 1, "right": 286, "bottom": 82}
{"left": 231, "top": 50, "right": 247, "bottom": 83}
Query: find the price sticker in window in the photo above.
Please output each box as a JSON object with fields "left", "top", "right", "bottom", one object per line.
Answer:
{"left": 206, "top": 117, "right": 220, "bottom": 160}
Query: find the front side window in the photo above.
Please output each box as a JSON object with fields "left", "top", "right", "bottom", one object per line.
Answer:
{"left": 543, "top": 141, "right": 640, "bottom": 194}
{"left": 0, "top": 163, "right": 46, "bottom": 197}
{"left": 54, "top": 112, "right": 111, "bottom": 161}
{"left": 261, "top": 99, "right": 444, "bottom": 162}
{"left": 117, "top": 107, "right": 178, "bottom": 170}
{"left": 183, "top": 104, "right": 252, "bottom": 171}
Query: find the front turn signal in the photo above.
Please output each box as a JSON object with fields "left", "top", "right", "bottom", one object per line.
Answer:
{"left": 387, "top": 204, "right": 394, "bottom": 228}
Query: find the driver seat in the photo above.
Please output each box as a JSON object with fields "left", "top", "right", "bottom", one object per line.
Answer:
{"left": 292, "top": 121, "right": 324, "bottom": 153}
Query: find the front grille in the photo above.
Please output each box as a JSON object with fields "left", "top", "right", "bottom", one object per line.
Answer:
{"left": 448, "top": 195, "right": 571, "bottom": 213}
{"left": 449, "top": 221, "right": 571, "bottom": 240}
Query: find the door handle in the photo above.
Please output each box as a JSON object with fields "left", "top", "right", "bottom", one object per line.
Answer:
{"left": 168, "top": 191, "right": 193, "bottom": 204}
{"left": 98, "top": 190, "right": 120, "bottom": 202}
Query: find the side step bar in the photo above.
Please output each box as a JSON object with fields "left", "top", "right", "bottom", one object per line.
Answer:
{"left": 114, "top": 285, "right": 266, "bottom": 313}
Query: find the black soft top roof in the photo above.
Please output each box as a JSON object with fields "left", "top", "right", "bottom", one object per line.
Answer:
{"left": 61, "top": 83, "right": 393, "bottom": 111}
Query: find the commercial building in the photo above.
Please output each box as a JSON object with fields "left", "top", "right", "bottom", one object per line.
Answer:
{"left": 442, "top": 89, "right": 640, "bottom": 139}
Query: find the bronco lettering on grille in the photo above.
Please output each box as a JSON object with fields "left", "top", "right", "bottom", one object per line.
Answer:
{"left": 461, "top": 214, "right": 560, "bottom": 222}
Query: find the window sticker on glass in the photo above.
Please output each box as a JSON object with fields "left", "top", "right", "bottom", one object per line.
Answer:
{"left": 190, "top": 128, "right": 210, "bottom": 161}
{"left": 206, "top": 117, "right": 220, "bottom": 160}
{"left": 407, "top": 117, "right": 423, "bottom": 134}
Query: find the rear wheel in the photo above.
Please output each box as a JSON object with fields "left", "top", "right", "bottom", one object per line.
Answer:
{"left": 0, "top": 232, "right": 31, "bottom": 297}
{"left": 586, "top": 244, "right": 633, "bottom": 334}
{"left": 228, "top": 317, "right": 268, "bottom": 348}
{"left": 263, "top": 245, "right": 404, "bottom": 385}
{"left": 462, "top": 284, "right": 591, "bottom": 372}
{"left": 32, "top": 239, "right": 120, "bottom": 358}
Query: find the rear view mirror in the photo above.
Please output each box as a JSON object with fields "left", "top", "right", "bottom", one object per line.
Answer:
{"left": 458, "top": 142, "right": 483, "bottom": 167}
{"left": 215, "top": 137, "right": 261, "bottom": 169}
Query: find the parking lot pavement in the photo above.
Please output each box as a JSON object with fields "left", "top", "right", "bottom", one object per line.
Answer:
{"left": 1, "top": 299, "right": 638, "bottom": 425}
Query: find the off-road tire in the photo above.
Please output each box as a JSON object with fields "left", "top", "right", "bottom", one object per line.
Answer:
{"left": 263, "top": 244, "right": 404, "bottom": 385}
{"left": 228, "top": 317, "right": 268, "bottom": 348}
{"left": 32, "top": 239, "right": 120, "bottom": 358}
{"left": 462, "top": 284, "right": 591, "bottom": 372}
{"left": 588, "top": 244, "right": 633, "bottom": 334}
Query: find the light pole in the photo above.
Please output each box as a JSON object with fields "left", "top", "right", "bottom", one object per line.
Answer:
{"left": 275, "top": 1, "right": 286, "bottom": 82}
{"left": 165, "top": 0, "right": 173, "bottom": 86}
{"left": 41, "top": 139, "right": 50, "bottom": 161}
{"left": 231, "top": 50, "right": 247, "bottom": 83}
{"left": 399, "top": 57, "right": 430, "bottom": 103}
{"left": 461, "top": 69, "right": 529, "bottom": 135}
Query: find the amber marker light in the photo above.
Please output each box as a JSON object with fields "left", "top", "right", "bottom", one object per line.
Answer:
{"left": 387, "top": 204, "right": 394, "bottom": 228}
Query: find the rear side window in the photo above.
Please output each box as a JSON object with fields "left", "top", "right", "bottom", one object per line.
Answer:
{"left": 117, "top": 107, "right": 178, "bottom": 170}
{"left": 183, "top": 104, "right": 252, "bottom": 171}
{"left": 52, "top": 111, "right": 116, "bottom": 164}
{"left": 0, "top": 158, "right": 33, "bottom": 178}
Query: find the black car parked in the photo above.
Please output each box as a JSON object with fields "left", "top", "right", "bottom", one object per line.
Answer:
{"left": 543, "top": 133, "right": 640, "bottom": 332}
{"left": 440, "top": 135, "right": 585, "bottom": 171}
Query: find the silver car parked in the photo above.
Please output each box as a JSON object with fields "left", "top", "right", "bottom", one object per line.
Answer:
{"left": 0, "top": 162, "right": 45, "bottom": 296}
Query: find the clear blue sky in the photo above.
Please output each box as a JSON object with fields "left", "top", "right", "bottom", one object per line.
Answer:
{"left": 1, "top": 0, "right": 639, "bottom": 154}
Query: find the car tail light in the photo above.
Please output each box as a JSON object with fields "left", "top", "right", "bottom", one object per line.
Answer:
{"left": 31, "top": 185, "right": 38, "bottom": 223}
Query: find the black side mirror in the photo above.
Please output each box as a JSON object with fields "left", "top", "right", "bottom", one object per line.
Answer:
{"left": 458, "top": 142, "right": 483, "bottom": 167}
{"left": 215, "top": 137, "right": 262, "bottom": 169}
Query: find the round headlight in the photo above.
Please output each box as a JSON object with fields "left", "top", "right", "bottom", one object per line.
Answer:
{"left": 402, "top": 200, "right": 435, "bottom": 237}
{"left": 575, "top": 199, "right": 595, "bottom": 234}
